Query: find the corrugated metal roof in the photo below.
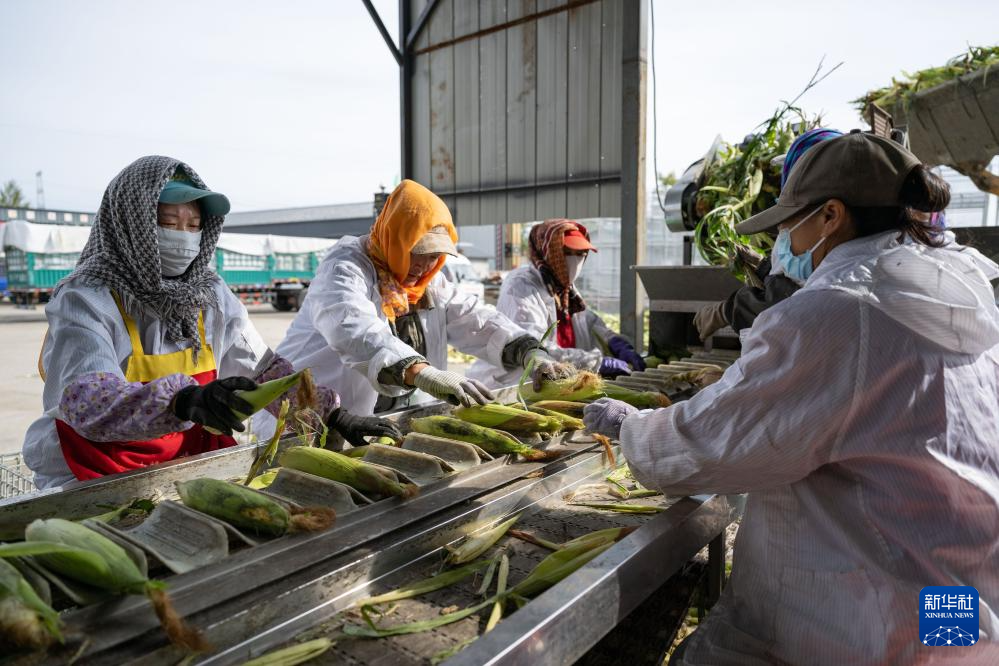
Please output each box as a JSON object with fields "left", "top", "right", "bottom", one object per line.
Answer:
{"left": 224, "top": 201, "right": 374, "bottom": 227}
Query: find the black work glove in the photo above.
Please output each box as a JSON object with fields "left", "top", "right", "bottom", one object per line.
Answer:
{"left": 327, "top": 408, "right": 404, "bottom": 447}
{"left": 173, "top": 376, "right": 257, "bottom": 435}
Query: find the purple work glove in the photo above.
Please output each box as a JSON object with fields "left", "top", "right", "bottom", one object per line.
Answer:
{"left": 583, "top": 397, "right": 638, "bottom": 439}
{"left": 599, "top": 356, "right": 631, "bottom": 378}
{"left": 608, "top": 336, "right": 646, "bottom": 371}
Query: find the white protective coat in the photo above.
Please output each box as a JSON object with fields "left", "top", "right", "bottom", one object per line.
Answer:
{"left": 468, "top": 264, "right": 616, "bottom": 387}
{"left": 23, "top": 276, "right": 271, "bottom": 490}
{"left": 621, "top": 232, "right": 999, "bottom": 665}
{"left": 258, "top": 236, "right": 526, "bottom": 427}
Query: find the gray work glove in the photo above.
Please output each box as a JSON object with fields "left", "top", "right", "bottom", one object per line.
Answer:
{"left": 693, "top": 301, "right": 728, "bottom": 341}
{"left": 412, "top": 366, "right": 495, "bottom": 407}
{"left": 583, "top": 397, "right": 638, "bottom": 440}
{"left": 528, "top": 349, "right": 576, "bottom": 391}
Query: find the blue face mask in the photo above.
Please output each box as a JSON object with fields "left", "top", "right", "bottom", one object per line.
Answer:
{"left": 774, "top": 205, "right": 825, "bottom": 284}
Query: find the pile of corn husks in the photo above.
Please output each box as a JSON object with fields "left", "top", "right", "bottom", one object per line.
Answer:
{"left": 852, "top": 45, "right": 999, "bottom": 116}
{"left": 691, "top": 107, "right": 820, "bottom": 280}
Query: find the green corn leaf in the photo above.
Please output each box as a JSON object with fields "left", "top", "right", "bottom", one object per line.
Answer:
{"left": 570, "top": 502, "right": 665, "bottom": 514}
{"left": 355, "top": 558, "right": 494, "bottom": 607}
{"left": 343, "top": 597, "right": 498, "bottom": 638}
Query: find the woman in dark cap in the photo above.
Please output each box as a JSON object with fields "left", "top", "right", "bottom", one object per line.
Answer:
{"left": 586, "top": 134, "right": 999, "bottom": 664}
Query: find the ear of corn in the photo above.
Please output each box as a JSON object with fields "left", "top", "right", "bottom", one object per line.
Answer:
{"left": 409, "top": 416, "right": 560, "bottom": 461}
{"left": 453, "top": 404, "right": 559, "bottom": 434}
{"left": 240, "top": 638, "right": 333, "bottom": 666}
{"left": 24, "top": 518, "right": 208, "bottom": 652}
{"left": 445, "top": 514, "right": 519, "bottom": 565}
{"left": 280, "top": 446, "right": 418, "bottom": 499}
{"left": 523, "top": 372, "right": 671, "bottom": 408}
{"left": 526, "top": 406, "right": 584, "bottom": 431}
{"left": 176, "top": 478, "right": 334, "bottom": 537}
{"left": 529, "top": 401, "right": 587, "bottom": 418}
{"left": 343, "top": 446, "right": 369, "bottom": 459}
{"left": 0, "top": 557, "right": 63, "bottom": 650}
{"left": 601, "top": 383, "right": 672, "bottom": 408}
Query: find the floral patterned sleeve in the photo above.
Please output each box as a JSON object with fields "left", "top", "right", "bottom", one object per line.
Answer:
{"left": 253, "top": 355, "right": 340, "bottom": 423}
{"left": 59, "top": 371, "right": 198, "bottom": 442}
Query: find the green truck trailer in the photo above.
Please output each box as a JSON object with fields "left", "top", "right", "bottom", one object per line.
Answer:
{"left": 0, "top": 220, "right": 335, "bottom": 310}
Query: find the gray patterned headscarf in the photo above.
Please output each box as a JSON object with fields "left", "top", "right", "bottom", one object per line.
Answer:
{"left": 60, "top": 155, "right": 224, "bottom": 357}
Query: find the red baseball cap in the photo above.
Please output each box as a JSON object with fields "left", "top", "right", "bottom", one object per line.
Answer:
{"left": 563, "top": 226, "right": 598, "bottom": 252}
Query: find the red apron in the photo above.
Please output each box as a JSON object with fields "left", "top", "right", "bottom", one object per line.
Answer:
{"left": 56, "top": 294, "right": 236, "bottom": 481}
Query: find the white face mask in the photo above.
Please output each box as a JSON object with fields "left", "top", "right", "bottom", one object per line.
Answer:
{"left": 157, "top": 226, "right": 202, "bottom": 277}
{"left": 565, "top": 254, "right": 586, "bottom": 284}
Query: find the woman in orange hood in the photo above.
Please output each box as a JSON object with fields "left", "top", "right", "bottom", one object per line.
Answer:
{"left": 256, "top": 180, "right": 570, "bottom": 419}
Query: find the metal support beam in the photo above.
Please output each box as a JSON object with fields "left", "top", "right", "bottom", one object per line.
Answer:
{"left": 398, "top": 0, "right": 413, "bottom": 179}
{"left": 707, "top": 533, "right": 726, "bottom": 606}
{"left": 405, "top": 0, "right": 441, "bottom": 51}
{"left": 360, "top": 0, "right": 402, "bottom": 65}
{"left": 619, "top": 0, "right": 648, "bottom": 349}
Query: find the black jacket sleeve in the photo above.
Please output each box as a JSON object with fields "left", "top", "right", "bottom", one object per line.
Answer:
{"left": 723, "top": 274, "right": 801, "bottom": 333}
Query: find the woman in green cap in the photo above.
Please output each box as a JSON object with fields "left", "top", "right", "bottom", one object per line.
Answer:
{"left": 24, "top": 155, "right": 398, "bottom": 490}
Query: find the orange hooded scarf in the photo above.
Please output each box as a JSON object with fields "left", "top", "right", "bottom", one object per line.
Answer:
{"left": 366, "top": 179, "right": 458, "bottom": 321}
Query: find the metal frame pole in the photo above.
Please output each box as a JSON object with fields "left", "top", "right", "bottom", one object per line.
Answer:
{"left": 398, "top": 0, "right": 414, "bottom": 180}
{"left": 619, "top": 0, "right": 648, "bottom": 349}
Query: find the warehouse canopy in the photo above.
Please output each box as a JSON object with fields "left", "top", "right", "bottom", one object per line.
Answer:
{"left": 1, "top": 220, "right": 337, "bottom": 257}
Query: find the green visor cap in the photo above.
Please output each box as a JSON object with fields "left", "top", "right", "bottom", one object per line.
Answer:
{"left": 160, "top": 180, "right": 231, "bottom": 216}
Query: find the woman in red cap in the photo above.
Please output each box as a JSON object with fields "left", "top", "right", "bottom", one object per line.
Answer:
{"left": 471, "top": 219, "right": 645, "bottom": 388}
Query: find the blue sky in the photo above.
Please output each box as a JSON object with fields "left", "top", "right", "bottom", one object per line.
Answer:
{"left": 1, "top": 0, "right": 996, "bottom": 213}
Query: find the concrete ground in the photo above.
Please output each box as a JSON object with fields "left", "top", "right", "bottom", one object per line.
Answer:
{"left": 0, "top": 305, "right": 297, "bottom": 456}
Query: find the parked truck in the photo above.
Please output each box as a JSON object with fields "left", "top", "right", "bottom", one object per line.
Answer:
{"left": 0, "top": 219, "right": 336, "bottom": 310}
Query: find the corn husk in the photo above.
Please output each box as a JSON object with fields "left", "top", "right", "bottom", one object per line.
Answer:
{"left": 233, "top": 371, "right": 307, "bottom": 421}
{"left": 570, "top": 502, "right": 664, "bottom": 514}
{"left": 409, "top": 416, "right": 560, "bottom": 461}
{"left": 445, "top": 514, "right": 519, "bottom": 565}
{"left": 343, "top": 598, "right": 496, "bottom": 638}
{"left": 248, "top": 469, "right": 280, "bottom": 490}
{"left": 245, "top": 399, "right": 290, "bottom": 484}
{"left": 510, "top": 540, "right": 614, "bottom": 598}
{"left": 280, "top": 446, "right": 418, "bottom": 499}
{"left": 0, "top": 557, "right": 63, "bottom": 650}
{"left": 24, "top": 519, "right": 208, "bottom": 652}
{"left": 593, "top": 433, "right": 616, "bottom": 467}
{"left": 240, "top": 638, "right": 333, "bottom": 666}
{"left": 511, "top": 526, "right": 636, "bottom": 552}
{"left": 484, "top": 554, "right": 509, "bottom": 633}
{"left": 454, "top": 404, "right": 559, "bottom": 434}
{"left": 355, "top": 559, "right": 494, "bottom": 607}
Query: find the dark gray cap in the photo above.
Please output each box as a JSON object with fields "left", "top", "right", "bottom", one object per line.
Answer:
{"left": 734, "top": 133, "right": 922, "bottom": 235}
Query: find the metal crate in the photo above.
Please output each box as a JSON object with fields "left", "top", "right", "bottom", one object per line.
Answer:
{"left": 0, "top": 451, "right": 36, "bottom": 499}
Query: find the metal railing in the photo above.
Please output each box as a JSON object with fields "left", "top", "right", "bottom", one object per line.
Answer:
{"left": 0, "top": 452, "right": 36, "bottom": 499}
